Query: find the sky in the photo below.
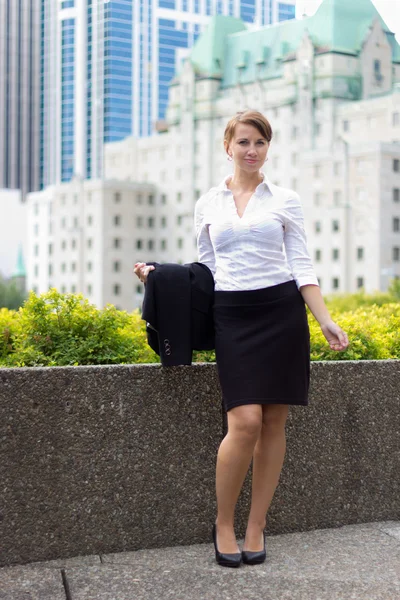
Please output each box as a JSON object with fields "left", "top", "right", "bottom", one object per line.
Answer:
{"left": 296, "top": 0, "right": 400, "bottom": 42}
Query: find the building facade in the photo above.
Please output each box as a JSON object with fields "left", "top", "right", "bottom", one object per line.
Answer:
{"left": 29, "top": 0, "right": 400, "bottom": 309}
{"left": 0, "top": 0, "right": 41, "bottom": 195}
{"left": 40, "top": 0, "right": 296, "bottom": 189}
{"left": 134, "top": 0, "right": 296, "bottom": 137}
{"left": 0, "top": 189, "right": 27, "bottom": 279}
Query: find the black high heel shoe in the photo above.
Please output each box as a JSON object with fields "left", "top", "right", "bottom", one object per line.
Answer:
{"left": 212, "top": 523, "right": 242, "bottom": 568}
{"left": 241, "top": 530, "right": 267, "bottom": 565}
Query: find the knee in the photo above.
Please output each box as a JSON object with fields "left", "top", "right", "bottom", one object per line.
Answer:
{"left": 262, "top": 406, "right": 289, "bottom": 434}
{"left": 230, "top": 413, "right": 262, "bottom": 443}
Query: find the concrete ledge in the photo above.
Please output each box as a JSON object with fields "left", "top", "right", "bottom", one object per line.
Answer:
{"left": 1, "top": 361, "right": 399, "bottom": 566}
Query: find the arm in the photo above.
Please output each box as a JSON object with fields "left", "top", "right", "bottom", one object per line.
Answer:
{"left": 300, "top": 284, "right": 348, "bottom": 351}
{"left": 194, "top": 196, "right": 216, "bottom": 276}
{"left": 284, "top": 194, "right": 349, "bottom": 352}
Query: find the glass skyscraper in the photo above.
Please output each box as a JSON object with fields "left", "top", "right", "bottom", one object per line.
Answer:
{"left": 40, "top": 0, "right": 296, "bottom": 187}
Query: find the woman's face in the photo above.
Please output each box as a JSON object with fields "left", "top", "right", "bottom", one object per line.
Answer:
{"left": 225, "top": 123, "right": 269, "bottom": 173}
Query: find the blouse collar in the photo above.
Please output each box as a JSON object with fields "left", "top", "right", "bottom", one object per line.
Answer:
{"left": 217, "top": 172, "right": 273, "bottom": 197}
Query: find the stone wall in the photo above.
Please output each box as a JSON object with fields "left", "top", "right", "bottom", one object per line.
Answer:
{"left": 1, "top": 361, "right": 399, "bottom": 566}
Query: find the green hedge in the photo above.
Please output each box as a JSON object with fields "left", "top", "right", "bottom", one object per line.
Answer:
{"left": 0, "top": 288, "right": 399, "bottom": 367}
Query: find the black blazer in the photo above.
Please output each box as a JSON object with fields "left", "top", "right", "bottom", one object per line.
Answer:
{"left": 141, "top": 262, "right": 215, "bottom": 366}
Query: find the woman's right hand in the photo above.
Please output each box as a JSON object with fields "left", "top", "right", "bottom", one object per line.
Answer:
{"left": 133, "top": 262, "right": 155, "bottom": 284}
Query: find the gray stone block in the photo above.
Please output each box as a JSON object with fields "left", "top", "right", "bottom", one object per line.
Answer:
{"left": 0, "top": 566, "right": 65, "bottom": 600}
{"left": 1, "top": 361, "right": 400, "bottom": 566}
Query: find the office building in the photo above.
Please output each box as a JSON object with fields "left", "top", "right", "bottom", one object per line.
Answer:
{"left": 0, "top": 0, "right": 41, "bottom": 195}
{"left": 40, "top": 0, "right": 296, "bottom": 189}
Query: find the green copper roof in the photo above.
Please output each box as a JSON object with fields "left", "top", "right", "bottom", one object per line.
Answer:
{"left": 308, "top": 0, "right": 393, "bottom": 54}
{"left": 13, "top": 245, "right": 26, "bottom": 278}
{"left": 188, "top": 0, "right": 400, "bottom": 88}
{"left": 189, "top": 15, "right": 246, "bottom": 77}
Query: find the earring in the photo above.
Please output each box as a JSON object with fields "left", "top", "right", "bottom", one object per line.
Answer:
{"left": 227, "top": 155, "right": 233, "bottom": 161}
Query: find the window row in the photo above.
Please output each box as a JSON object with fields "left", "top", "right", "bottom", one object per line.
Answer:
{"left": 318, "top": 277, "right": 365, "bottom": 291}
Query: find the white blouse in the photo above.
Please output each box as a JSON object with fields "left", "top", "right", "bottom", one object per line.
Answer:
{"left": 194, "top": 174, "right": 319, "bottom": 292}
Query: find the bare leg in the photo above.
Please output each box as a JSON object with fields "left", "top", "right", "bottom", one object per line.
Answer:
{"left": 243, "top": 404, "right": 289, "bottom": 551}
{"left": 215, "top": 404, "right": 262, "bottom": 553}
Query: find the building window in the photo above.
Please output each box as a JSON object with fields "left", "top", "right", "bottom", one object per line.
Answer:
{"left": 394, "top": 189, "right": 400, "bottom": 203}
{"left": 195, "top": 189, "right": 201, "bottom": 200}
{"left": 343, "top": 120, "right": 349, "bottom": 132}
{"left": 357, "top": 247, "right": 364, "bottom": 260}
{"left": 71, "top": 285, "right": 76, "bottom": 293}
{"left": 161, "top": 216, "right": 167, "bottom": 227}
{"left": 148, "top": 194, "right": 154, "bottom": 205}
{"left": 87, "top": 215, "right": 93, "bottom": 225}
{"left": 114, "top": 192, "right": 121, "bottom": 203}
{"left": 161, "top": 239, "right": 167, "bottom": 250}
{"left": 315, "top": 221, "right": 322, "bottom": 233}
{"left": 393, "top": 217, "right": 400, "bottom": 232}
{"left": 332, "top": 220, "right": 340, "bottom": 232}
{"left": 332, "top": 248, "right": 340, "bottom": 261}
{"left": 332, "top": 277, "right": 339, "bottom": 290}
{"left": 114, "top": 238, "right": 121, "bottom": 249}
{"left": 178, "top": 238, "right": 184, "bottom": 249}
{"left": 291, "top": 126, "right": 298, "bottom": 139}
{"left": 177, "top": 192, "right": 182, "bottom": 203}
{"left": 87, "top": 238, "right": 92, "bottom": 249}
{"left": 71, "top": 262, "right": 76, "bottom": 272}
{"left": 357, "top": 277, "right": 364, "bottom": 289}
{"left": 315, "top": 249, "right": 322, "bottom": 262}
{"left": 148, "top": 240, "right": 154, "bottom": 250}
{"left": 314, "top": 122, "right": 321, "bottom": 136}
{"left": 136, "top": 239, "right": 142, "bottom": 249}
{"left": 136, "top": 194, "right": 143, "bottom": 205}
{"left": 49, "top": 264, "right": 53, "bottom": 276}
{"left": 71, "top": 239, "right": 76, "bottom": 250}
{"left": 394, "top": 159, "right": 400, "bottom": 173}
{"left": 334, "top": 162, "right": 341, "bottom": 176}
{"left": 87, "top": 262, "right": 92, "bottom": 272}
{"left": 161, "top": 194, "right": 167, "bottom": 204}
{"left": 333, "top": 191, "right": 342, "bottom": 206}
{"left": 87, "top": 284, "right": 92, "bottom": 295}
{"left": 62, "top": 263, "right": 66, "bottom": 273}
{"left": 148, "top": 217, "right": 154, "bottom": 228}
{"left": 136, "top": 216, "right": 143, "bottom": 227}
{"left": 62, "top": 240, "right": 67, "bottom": 250}
{"left": 292, "top": 178, "right": 297, "bottom": 190}
{"left": 34, "top": 224, "right": 39, "bottom": 236}
{"left": 314, "top": 192, "right": 321, "bottom": 206}
{"left": 114, "top": 284, "right": 121, "bottom": 296}
{"left": 48, "top": 243, "right": 53, "bottom": 255}
{"left": 114, "top": 215, "right": 121, "bottom": 226}
{"left": 314, "top": 164, "right": 321, "bottom": 178}
{"left": 177, "top": 215, "right": 183, "bottom": 225}
{"left": 73, "top": 216, "right": 78, "bottom": 228}
{"left": 136, "top": 284, "right": 142, "bottom": 294}
{"left": 113, "top": 261, "right": 120, "bottom": 272}
{"left": 34, "top": 265, "right": 39, "bottom": 277}
{"left": 393, "top": 247, "right": 400, "bottom": 261}
{"left": 34, "top": 244, "right": 39, "bottom": 257}
{"left": 61, "top": 285, "right": 66, "bottom": 293}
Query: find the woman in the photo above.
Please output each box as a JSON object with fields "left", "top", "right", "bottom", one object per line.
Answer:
{"left": 134, "top": 110, "right": 349, "bottom": 568}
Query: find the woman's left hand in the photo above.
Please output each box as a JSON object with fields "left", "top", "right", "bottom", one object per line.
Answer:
{"left": 320, "top": 320, "right": 349, "bottom": 352}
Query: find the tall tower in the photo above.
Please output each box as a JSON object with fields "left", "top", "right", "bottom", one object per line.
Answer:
{"left": 0, "top": 0, "right": 41, "bottom": 195}
{"left": 40, "top": 0, "right": 297, "bottom": 188}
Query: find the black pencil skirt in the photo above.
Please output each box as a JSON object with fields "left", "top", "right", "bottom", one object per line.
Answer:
{"left": 213, "top": 280, "right": 310, "bottom": 412}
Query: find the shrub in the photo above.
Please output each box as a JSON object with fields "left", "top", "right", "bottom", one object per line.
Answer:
{"left": 1, "top": 289, "right": 159, "bottom": 367}
{"left": 0, "top": 289, "right": 399, "bottom": 367}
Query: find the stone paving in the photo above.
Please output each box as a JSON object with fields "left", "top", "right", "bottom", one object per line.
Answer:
{"left": 1, "top": 521, "right": 399, "bottom": 600}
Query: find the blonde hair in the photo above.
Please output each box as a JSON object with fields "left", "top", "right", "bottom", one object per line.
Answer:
{"left": 224, "top": 110, "right": 273, "bottom": 147}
